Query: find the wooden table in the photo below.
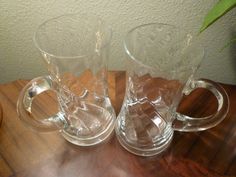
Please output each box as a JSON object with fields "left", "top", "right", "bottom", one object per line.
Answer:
{"left": 0, "top": 103, "right": 2, "bottom": 127}
{"left": 0, "top": 71, "right": 236, "bottom": 177}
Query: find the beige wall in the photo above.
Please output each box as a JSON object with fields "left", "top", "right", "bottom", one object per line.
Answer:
{"left": 0, "top": 0, "right": 236, "bottom": 84}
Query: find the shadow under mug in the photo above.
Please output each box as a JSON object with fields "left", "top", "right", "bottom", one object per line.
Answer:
{"left": 115, "top": 23, "right": 229, "bottom": 156}
{"left": 17, "top": 13, "right": 116, "bottom": 146}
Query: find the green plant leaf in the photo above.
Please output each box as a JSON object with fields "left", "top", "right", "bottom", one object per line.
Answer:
{"left": 200, "top": 0, "right": 236, "bottom": 33}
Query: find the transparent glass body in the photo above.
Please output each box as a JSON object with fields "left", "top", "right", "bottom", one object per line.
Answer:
{"left": 115, "top": 23, "right": 229, "bottom": 156}
{"left": 17, "top": 13, "right": 116, "bottom": 146}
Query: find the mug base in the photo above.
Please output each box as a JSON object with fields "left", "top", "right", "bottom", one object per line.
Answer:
{"left": 115, "top": 126, "right": 174, "bottom": 157}
{"left": 61, "top": 118, "right": 116, "bottom": 146}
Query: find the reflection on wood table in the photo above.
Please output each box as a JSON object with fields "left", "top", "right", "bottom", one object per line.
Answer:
{"left": 0, "top": 71, "right": 235, "bottom": 177}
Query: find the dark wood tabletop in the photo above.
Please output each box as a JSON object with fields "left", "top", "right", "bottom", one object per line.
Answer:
{"left": 0, "top": 71, "right": 236, "bottom": 177}
{"left": 0, "top": 102, "right": 2, "bottom": 127}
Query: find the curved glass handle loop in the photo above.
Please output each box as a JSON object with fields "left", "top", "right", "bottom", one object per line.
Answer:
{"left": 17, "top": 76, "right": 66, "bottom": 132}
{"left": 173, "top": 79, "right": 229, "bottom": 132}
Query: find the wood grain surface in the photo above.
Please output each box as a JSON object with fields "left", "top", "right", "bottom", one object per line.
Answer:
{"left": 0, "top": 102, "right": 2, "bottom": 127}
{"left": 0, "top": 71, "right": 235, "bottom": 177}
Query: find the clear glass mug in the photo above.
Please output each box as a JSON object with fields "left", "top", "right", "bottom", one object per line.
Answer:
{"left": 115, "top": 23, "right": 229, "bottom": 156}
{"left": 17, "top": 13, "right": 116, "bottom": 146}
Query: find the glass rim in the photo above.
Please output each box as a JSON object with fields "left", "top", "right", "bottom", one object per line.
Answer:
{"left": 123, "top": 22, "right": 205, "bottom": 73}
{"left": 33, "top": 13, "right": 112, "bottom": 59}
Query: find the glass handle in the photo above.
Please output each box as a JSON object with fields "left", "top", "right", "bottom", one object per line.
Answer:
{"left": 17, "top": 76, "right": 66, "bottom": 132}
{"left": 173, "top": 79, "right": 229, "bottom": 132}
